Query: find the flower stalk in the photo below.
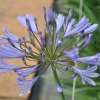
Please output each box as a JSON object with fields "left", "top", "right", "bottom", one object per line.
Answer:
{"left": 51, "top": 66, "right": 65, "bottom": 100}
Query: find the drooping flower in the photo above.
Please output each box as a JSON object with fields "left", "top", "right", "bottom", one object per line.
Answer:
{"left": 72, "top": 66, "right": 99, "bottom": 86}
{"left": 15, "top": 76, "right": 39, "bottom": 96}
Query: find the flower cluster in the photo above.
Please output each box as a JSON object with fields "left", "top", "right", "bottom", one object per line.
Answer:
{"left": 0, "top": 7, "right": 99, "bottom": 96}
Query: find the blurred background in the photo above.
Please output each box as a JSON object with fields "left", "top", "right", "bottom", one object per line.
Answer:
{"left": 0, "top": 0, "right": 100, "bottom": 100}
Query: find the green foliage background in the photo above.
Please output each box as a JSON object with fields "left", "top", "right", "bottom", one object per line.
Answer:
{"left": 49, "top": 0, "right": 100, "bottom": 100}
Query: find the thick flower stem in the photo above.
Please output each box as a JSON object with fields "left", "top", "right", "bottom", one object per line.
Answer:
{"left": 51, "top": 66, "right": 66, "bottom": 100}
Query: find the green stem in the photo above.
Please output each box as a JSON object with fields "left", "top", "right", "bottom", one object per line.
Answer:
{"left": 72, "top": 62, "right": 77, "bottom": 100}
{"left": 51, "top": 66, "right": 66, "bottom": 100}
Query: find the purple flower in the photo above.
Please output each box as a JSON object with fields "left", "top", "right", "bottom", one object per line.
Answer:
{"left": 15, "top": 77, "right": 27, "bottom": 87}
{"left": 77, "top": 53, "right": 100, "bottom": 65}
{"left": 63, "top": 66, "right": 68, "bottom": 71}
{"left": 26, "top": 15, "right": 38, "bottom": 33}
{"left": 43, "top": 7, "right": 50, "bottom": 25}
{"left": 0, "top": 59, "right": 22, "bottom": 74}
{"left": 28, "top": 46, "right": 33, "bottom": 56}
{"left": 48, "top": 7, "right": 55, "bottom": 25}
{"left": 17, "top": 14, "right": 38, "bottom": 34}
{"left": 0, "top": 27, "right": 19, "bottom": 44}
{"left": 56, "top": 14, "right": 64, "bottom": 33}
{"left": 15, "top": 76, "right": 39, "bottom": 96}
{"left": 16, "top": 64, "right": 39, "bottom": 77}
{"left": 17, "top": 15, "right": 27, "bottom": 28}
{"left": 0, "top": 27, "right": 24, "bottom": 49}
{"left": 63, "top": 16, "right": 90, "bottom": 38}
{"left": 40, "top": 36, "right": 46, "bottom": 48}
{"left": 84, "top": 24, "right": 98, "bottom": 34}
{"left": 56, "top": 83, "right": 62, "bottom": 93}
{"left": 63, "top": 48, "right": 79, "bottom": 62}
{"left": 25, "top": 18, "right": 32, "bottom": 32}
{"left": 72, "top": 66, "right": 99, "bottom": 86}
{"left": 0, "top": 45, "right": 25, "bottom": 59}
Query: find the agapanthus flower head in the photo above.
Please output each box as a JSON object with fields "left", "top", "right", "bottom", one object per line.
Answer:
{"left": 0, "top": 6, "right": 99, "bottom": 96}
